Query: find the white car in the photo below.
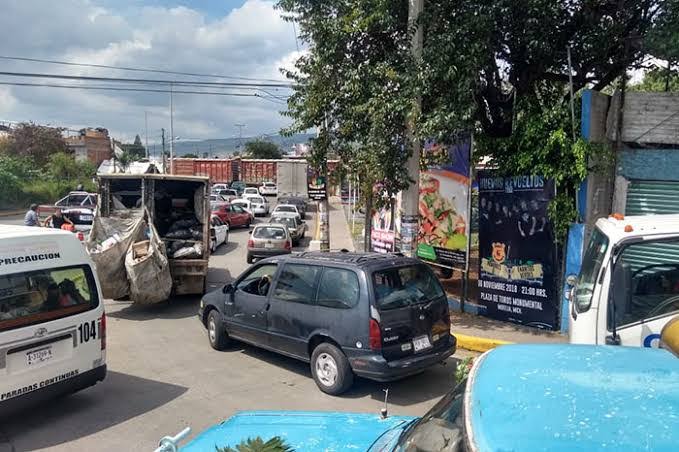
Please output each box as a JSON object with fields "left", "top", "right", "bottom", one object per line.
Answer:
{"left": 258, "top": 182, "right": 277, "bottom": 196}
{"left": 242, "top": 187, "right": 260, "bottom": 198}
{"left": 248, "top": 195, "right": 270, "bottom": 217}
{"left": 209, "top": 215, "right": 229, "bottom": 252}
{"left": 271, "top": 204, "right": 301, "bottom": 220}
{"left": 230, "top": 198, "right": 253, "bottom": 216}
{"left": 211, "top": 183, "right": 229, "bottom": 192}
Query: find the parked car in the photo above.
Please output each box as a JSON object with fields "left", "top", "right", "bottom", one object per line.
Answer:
{"left": 245, "top": 224, "right": 291, "bottom": 263}
{"left": 242, "top": 187, "right": 261, "bottom": 199}
{"left": 270, "top": 213, "right": 305, "bottom": 245}
{"left": 258, "top": 181, "right": 277, "bottom": 196}
{"left": 211, "top": 183, "right": 229, "bottom": 192}
{"left": 199, "top": 252, "right": 455, "bottom": 394}
{"left": 209, "top": 215, "right": 230, "bottom": 252}
{"left": 277, "top": 196, "right": 307, "bottom": 217}
{"left": 211, "top": 203, "right": 252, "bottom": 228}
{"left": 209, "top": 194, "right": 227, "bottom": 204}
{"left": 38, "top": 191, "right": 97, "bottom": 228}
{"left": 230, "top": 198, "right": 253, "bottom": 216}
{"left": 247, "top": 195, "right": 269, "bottom": 216}
{"left": 230, "top": 181, "right": 247, "bottom": 196}
{"left": 214, "top": 189, "right": 238, "bottom": 201}
{"left": 174, "top": 342, "right": 679, "bottom": 451}
{"left": 271, "top": 204, "right": 301, "bottom": 220}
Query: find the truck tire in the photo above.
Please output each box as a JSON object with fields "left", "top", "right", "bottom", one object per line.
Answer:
{"left": 310, "top": 342, "right": 354, "bottom": 395}
{"left": 207, "top": 310, "right": 229, "bottom": 350}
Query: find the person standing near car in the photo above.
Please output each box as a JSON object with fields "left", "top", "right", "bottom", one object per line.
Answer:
{"left": 44, "top": 208, "right": 74, "bottom": 229}
{"left": 24, "top": 203, "right": 40, "bottom": 226}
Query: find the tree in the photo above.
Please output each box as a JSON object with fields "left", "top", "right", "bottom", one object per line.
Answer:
{"left": 645, "top": 0, "right": 679, "bottom": 91}
{"left": 46, "top": 152, "right": 96, "bottom": 181}
{"left": 216, "top": 437, "right": 293, "bottom": 452}
{"left": 0, "top": 122, "right": 70, "bottom": 166}
{"left": 182, "top": 153, "right": 199, "bottom": 159}
{"left": 630, "top": 67, "right": 679, "bottom": 92}
{"left": 119, "top": 134, "right": 146, "bottom": 160}
{"left": 243, "top": 140, "right": 283, "bottom": 159}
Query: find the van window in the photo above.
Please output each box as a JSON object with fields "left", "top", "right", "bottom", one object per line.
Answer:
{"left": 574, "top": 228, "right": 609, "bottom": 313}
{"left": 237, "top": 264, "right": 278, "bottom": 296}
{"left": 317, "top": 268, "right": 359, "bottom": 309}
{"left": 373, "top": 264, "right": 444, "bottom": 310}
{"left": 0, "top": 265, "right": 99, "bottom": 332}
{"left": 611, "top": 238, "right": 679, "bottom": 328}
{"left": 273, "top": 264, "right": 322, "bottom": 304}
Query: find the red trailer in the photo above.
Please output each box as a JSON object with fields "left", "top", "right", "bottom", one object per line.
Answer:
{"left": 171, "top": 159, "right": 235, "bottom": 183}
{"left": 239, "top": 159, "right": 277, "bottom": 185}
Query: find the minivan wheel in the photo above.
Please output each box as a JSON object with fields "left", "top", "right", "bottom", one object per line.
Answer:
{"left": 207, "top": 310, "right": 229, "bottom": 351}
{"left": 311, "top": 343, "right": 353, "bottom": 395}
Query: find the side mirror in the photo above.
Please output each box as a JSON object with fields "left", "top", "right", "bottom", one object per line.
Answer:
{"left": 660, "top": 317, "right": 679, "bottom": 357}
{"left": 566, "top": 274, "right": 577, "bottom": 286}
{"left": 222, "top": 283, "right": 233, "bottom": 294}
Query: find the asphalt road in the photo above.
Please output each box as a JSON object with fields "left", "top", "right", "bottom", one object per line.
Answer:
{"left": 0, "top": 206, "right": 474, "bottom": 452}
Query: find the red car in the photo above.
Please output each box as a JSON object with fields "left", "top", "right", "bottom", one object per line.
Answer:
{"left": 211, "top": 203, "right": 252, "bottom": 228}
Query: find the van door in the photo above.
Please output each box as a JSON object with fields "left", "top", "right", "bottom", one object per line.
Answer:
{"left": 227, "top": 263, "right": 277, "bottom": 344}
{"left": 606, "top": 237, "right": 679, "bottom": 347}
{"left": 371, "top": 264, "right": 450, "bottom": 361}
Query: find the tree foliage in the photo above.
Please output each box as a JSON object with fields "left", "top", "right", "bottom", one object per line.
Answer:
{"left": 243, "top": 140, "right": 283, "bottom": 159}
{"left": 46, "top": 152, "right": 96, "bottom": 181}
{"left": 0, "top": 122, "right": 70, "bottom": 166}
{"left": 216, "top": 436, "right": 293, "bottom": 452}
{"left": 118, "top": 134, "right": 146, "bottom": 160}
{"left": 630, "top": 67, "right": 679, "bottom": 92}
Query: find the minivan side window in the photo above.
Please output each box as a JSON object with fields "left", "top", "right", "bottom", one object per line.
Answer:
{"left": 373, "top": 264, "right": 444, "bottom": 310}
{"left": 317, "top": 268, "right": 360, "bottom": 309}
{"left": 237, "top": 264, "right": 278, "bottom": 296}
{"left": 0, "top": 265, "right": 99, "bottom": 332}
{"left": 273, "top": 264, "right": 322, "bottom": 304}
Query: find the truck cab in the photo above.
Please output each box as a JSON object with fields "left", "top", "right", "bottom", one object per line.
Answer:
{"left": 569, "top": 214, "right": 679, "bottom": 347}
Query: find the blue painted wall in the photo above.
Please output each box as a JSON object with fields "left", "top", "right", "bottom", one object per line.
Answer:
{"left": 561, "top": 223, "right": 585, "bottom": 333}
{"left": 618, "top": 148, "right": 679, "bottom": 181}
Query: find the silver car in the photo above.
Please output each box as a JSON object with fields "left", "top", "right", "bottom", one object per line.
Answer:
{"left": 247, "top": 224, "right": 291, "bottom": 264}
{"left": 269, "top": 214, "right": 306, "bottom": 245}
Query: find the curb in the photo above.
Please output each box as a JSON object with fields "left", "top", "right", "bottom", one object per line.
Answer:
{"left": 454, "top": 333, "right": 513, "bottom": 353}
{"left": 0, "top": 210, "right": 23, "bottom": 218}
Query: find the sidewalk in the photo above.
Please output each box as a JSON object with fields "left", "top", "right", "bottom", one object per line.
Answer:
{"left": 327, "top": 197, "right": 355, "bottom": 251}
{"left": 450, "top": 309, "right": 567, "bottom": 352}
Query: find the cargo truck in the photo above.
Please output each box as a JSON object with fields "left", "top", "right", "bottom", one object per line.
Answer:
{"left": 276, "top": 160, "right": 308, "bottom": 198}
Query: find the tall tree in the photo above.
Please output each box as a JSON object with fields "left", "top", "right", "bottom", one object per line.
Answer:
{"left": 243, "top": 140, "right": 283, "bottom": 159}
{"left": 0, "top": 122, "right": 70, "bottom": 166}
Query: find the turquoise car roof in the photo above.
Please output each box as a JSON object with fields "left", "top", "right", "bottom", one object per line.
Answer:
{"left": 467, "top": 344, "right": 679, "bottom": 452}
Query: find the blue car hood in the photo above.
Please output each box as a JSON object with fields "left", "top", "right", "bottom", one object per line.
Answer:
{"left": 181, "top": 411, "right": 414, "bottom": 451}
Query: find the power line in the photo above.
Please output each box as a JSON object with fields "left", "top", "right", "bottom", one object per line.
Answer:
{"left": 0, "top": 70, "right": 293, "bottom": 89}
{"left": 0, "top": 55, "right": 289, "bottom": 84}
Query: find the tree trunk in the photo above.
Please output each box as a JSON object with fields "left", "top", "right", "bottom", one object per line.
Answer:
{"left": 363, "top": 187, "right": 372, "bottom": 252}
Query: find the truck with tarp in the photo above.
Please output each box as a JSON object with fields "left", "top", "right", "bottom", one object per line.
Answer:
{"left": 87, "top": 174, "right": 210, "bottom": 303}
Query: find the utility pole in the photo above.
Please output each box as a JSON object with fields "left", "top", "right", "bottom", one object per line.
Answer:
{"left": 161, "top": 128, "right": 167, "bottom": 173}
{"left": 235, "top": 123, "right": 246, "bottom": 150}
{"left": 169, "top": 83, "right": 175, "bottom": 174}
{"left": 400, "top": 0, "right": 424, "bottom": 257}
{"left": 145, "top": 111, "right": 149, "bottom": 159}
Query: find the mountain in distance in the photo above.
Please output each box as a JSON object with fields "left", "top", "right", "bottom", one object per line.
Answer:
{"left": 172, "top": 133, "right": 315, "bottom": 158}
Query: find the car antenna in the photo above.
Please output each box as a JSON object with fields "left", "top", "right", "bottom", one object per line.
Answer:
{"left": 381, "top": 388, "right": 389, "bottom": 419}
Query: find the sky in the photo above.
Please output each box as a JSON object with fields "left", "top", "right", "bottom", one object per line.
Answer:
{"left": 0, "top": 0, "right": 302, "bottom": 144}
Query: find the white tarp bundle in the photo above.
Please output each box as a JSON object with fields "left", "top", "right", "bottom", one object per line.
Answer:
{"left": 125, "top": 221, "right": 172, "bottom": 304}
{"left": 86, "top": 209, "right": 146, "bottom": 299}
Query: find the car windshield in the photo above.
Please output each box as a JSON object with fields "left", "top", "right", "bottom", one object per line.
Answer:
{"left": 373, "top": 264, "right": 445, "bottom": 310}
{"left": 253, "top": 227, "right": 286, "bottom": 240}
{"left": 393, "top": 380, "right": 467, "bottom": 451}
{"left": 574, "top": 227, "right": 609, "bottom": 313}
{"left": 276, "top": 206, "right": 296, "bottom": 213}
{"left": 271, "top": 217, "right": 296, "bottom": 228}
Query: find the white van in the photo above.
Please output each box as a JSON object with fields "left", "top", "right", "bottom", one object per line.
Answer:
{"left": 569, "top": 214, "right": 679, "bottom": 347}
{"left": 0, "top": 225, "right": 106, "bottom": 413}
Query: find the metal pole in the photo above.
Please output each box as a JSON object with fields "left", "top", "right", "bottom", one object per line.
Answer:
{"left": 145, "top": 111, "right": 149, "bottom": 159}
{"left": 566, "top": 46, "right": 576, "bottom": 142}
{"left": 400, "top": 0, "right": 424, "bottom": 257}
{"left": 170, "top": 83, "right": 175, "bottom": 174}
{"left": 161, "top": 128, "right": 166, "bottom": 173}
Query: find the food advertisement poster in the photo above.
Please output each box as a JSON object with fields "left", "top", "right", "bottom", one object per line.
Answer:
{"left": 371, "top": 205, "right": 395, "bottom": 254}
{"left": 477, "top": 171, "right": 558, "bottom": 330}
{"left": 417, "top": 138, "right": 471, "bottom": 270}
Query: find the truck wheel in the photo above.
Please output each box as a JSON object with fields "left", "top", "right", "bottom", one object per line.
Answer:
{"left": 246, "top": 254, "right": 254, "bottom": 264}
{"left": 310, "top": 342, "right": 354, "bottom": 395}
{"left": 207, "top": 310, "right": 229, "bottom": 350}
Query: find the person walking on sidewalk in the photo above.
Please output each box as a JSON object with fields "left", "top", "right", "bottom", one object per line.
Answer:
{"left": 24, "top": 203, "right": 40, "bottom": 226}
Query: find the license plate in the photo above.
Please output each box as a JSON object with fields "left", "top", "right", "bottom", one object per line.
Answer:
{"left": 413, "top": 335, "right": 432, "bottom": 352}
{"left": 27, "top": 346, "right": 53, "bottom": 366}
{"left": 80, "top": 215, "right": 93, "bottom": 221}
{"left": 265, "top": 243, "right": 274, "bottom": 248}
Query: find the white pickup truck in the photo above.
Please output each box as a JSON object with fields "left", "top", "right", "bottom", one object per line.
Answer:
{"left": 568, "top": 213, "right": 679, "bottom": 348}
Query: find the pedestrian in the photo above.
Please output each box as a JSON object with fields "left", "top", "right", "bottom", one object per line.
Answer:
{"left": 43, "top": 208, "right": 74, "bottom": 229}
{"left": 24, "top": 203, "right": 40, "bottom": 227}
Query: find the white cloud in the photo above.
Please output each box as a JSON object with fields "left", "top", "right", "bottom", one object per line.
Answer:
{"left": 0, "top": 0, "right": 298, "bottom": 143}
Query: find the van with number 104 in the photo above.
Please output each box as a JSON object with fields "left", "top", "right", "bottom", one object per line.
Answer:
{"left": 0, "top": 225, "right": 106, "bottom": 415}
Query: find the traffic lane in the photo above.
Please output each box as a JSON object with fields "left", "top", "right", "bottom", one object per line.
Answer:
{"left": 0, "top": 214, "right": 27, "bottom": 226}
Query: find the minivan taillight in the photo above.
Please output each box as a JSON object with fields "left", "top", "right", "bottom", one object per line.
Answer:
{"left": 369, "top": 318, "right": 382, "bottom": 350}
{"left": 100, "top": 312, "right": 107, "bottom": 350}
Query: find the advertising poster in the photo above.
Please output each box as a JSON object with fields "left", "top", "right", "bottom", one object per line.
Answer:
{"left": 371, "top": 205, "right": 395, "bottom": 254}
{"left": 307, "top": 168, "right": 327, "bottom": 201}
{"left": 477, "top": 171, "right": 558, "bottom": 330}
{"left": 416, "top": 138, "right": 471, "bottom": 270}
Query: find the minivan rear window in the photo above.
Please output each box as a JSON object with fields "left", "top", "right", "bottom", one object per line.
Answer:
{"left": 0, "top": 265, "right": 99, "bottom": 332}
{"left": 373, "top": 264, "right": 445, "bottom": 310}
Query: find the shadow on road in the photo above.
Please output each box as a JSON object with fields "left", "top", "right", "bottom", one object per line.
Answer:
{"left": 106, "top": 295, "right": 201, "bottom": 321}
{"left": 221, "top": 341, "right": 458, "bottom": 408}
{"left": 0, "top": 371, "right": 187, "bottom": 451}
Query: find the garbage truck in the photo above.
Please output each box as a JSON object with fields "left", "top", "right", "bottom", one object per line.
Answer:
{"left": 568, "top": 213, "right": 679, "bottom": 348}
{"left": 88, "top": 174, "right": 210, "bottom": 303}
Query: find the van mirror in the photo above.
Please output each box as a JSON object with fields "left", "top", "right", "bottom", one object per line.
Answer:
{"left": 660, "top": 317, "right": 679, "bottom": 357}
{"left": 222, "top": 283, "right": 233, "bottom": 294}
{"left": 566, "top": 274, "right": 577, "bottom": 286}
